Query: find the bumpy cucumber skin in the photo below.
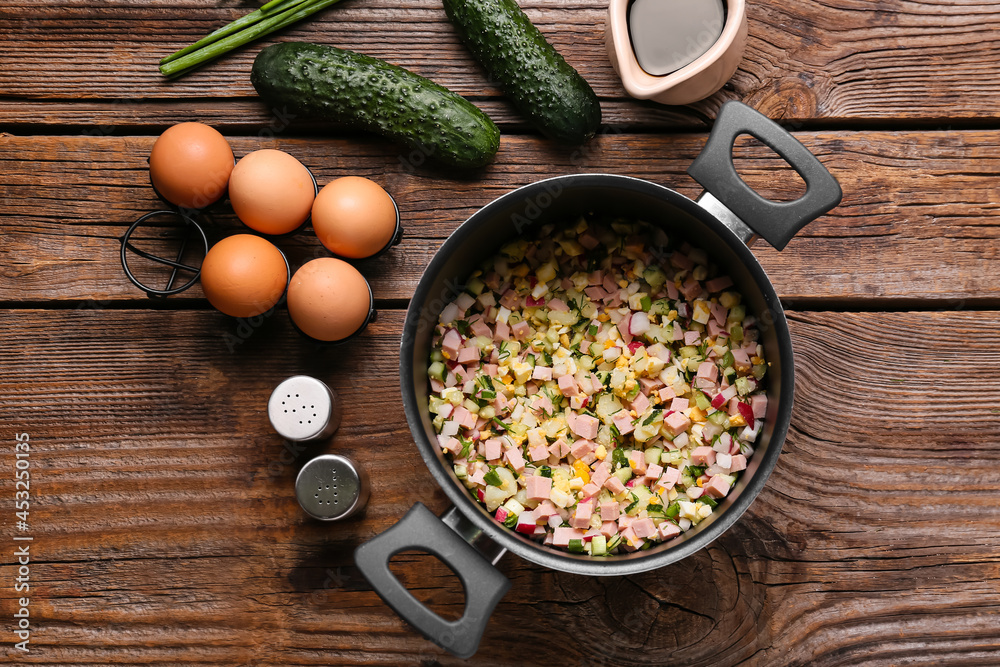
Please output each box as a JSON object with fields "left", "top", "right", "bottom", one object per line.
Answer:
{"left": 251, "top": 42, "right": 500, "bottom": 169}
{"left": 443, "top": 0, "right": 601, "bottom": 145}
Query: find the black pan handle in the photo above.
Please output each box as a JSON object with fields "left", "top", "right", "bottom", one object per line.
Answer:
{"left": 687, "top": 100, "right": 842, "bottom": 250}
{"left": 354, "top": 503, "right": 511, "bottom": 659}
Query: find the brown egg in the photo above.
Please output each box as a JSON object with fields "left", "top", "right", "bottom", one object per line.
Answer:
{"left": 287, "top": 258, "right": 372, "bottom": 342}
{"left": 311, "top": 176, "right": 398, "bottom": 258}
{"left": 200, "top": 234, "right": 288, "bottom": 318}
{"left": 149, "top": 122, "right": 234, "bottom": 210}
{"left": 229, "top": 149, "right": 316, "bottom": 235}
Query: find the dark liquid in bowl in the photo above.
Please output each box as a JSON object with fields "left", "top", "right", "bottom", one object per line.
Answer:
{"left": 628, "top": 0, "right": 726, "bottom": 76}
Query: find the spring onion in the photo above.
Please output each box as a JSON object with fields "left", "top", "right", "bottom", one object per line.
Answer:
{"left": 159, "top": 0, "right": 344, "bottom": 78}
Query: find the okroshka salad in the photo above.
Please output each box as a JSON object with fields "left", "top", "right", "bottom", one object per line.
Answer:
{"left": 427, "top": 218, "right": 768, "bottom": 556}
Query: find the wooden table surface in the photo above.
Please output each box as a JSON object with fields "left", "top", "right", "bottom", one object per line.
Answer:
{"left": 2, "top": 1, "right": 1000, "bottom": 665}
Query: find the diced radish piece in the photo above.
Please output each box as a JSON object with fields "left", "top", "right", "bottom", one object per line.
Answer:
{"left": 738, "top": 402, "right": 756, "bottom": 430}
{"left": 629, "top": 311, "right": 650, "bottom": 335}
{"left": 627, "top": 340, "right": 645, "bottom": 355}
{"left": 439, "top": 302, "right": 461, "bottom": 325}
{"left": 515, "top": 510, "right": 537, "bottom": 534}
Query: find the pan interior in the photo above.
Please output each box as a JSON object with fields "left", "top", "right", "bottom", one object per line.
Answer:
{"left": 401, "top": 175, "right": 792, "bottom": 576}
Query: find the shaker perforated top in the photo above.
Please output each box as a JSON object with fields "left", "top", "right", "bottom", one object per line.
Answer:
{"left": 295, "top": 454, "right": 370, "bottom": 521}
{"left": 267, "top": 375, "right": 342, "bottom": 442}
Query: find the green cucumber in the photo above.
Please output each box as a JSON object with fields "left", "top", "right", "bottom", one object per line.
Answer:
{"left": 443, "top": 0, "right": 601, "bottom": 145}
{"left": 251, "top": 42, "right": 500, "bottom": 168}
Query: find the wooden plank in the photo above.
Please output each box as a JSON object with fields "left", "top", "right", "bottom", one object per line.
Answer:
{"left": 1, "top": 308, "right": 999, "bottom": 665}
{"left": 0, "top": 0, "right": 999, "bottom": 127}
{"left": 2, "top": 130, "right": 1000, "bottom": 304}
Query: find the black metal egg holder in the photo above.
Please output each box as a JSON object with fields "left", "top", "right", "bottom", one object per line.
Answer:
{"left": 121, "top": 155, "right": 388, "bottom": 343}
{"left": 120, "top": 209, "right": 210, "bottom": 298}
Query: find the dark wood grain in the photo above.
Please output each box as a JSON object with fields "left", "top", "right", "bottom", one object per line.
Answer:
{"left": 2, "top": 0, "right": 999, "bottom": 663}
{"left": 3, "top": 130, "right": 999, "bottom": 306}
{"left": 2, "top": 308, "right": 1000, "bottom": 665}
{"left": 1, "top": 0, "right": 1000, "bottom": 128}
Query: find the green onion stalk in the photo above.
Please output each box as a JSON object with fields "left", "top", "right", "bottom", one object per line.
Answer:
{"left": 159, "top": 0, "right": 343, "bottom": 78}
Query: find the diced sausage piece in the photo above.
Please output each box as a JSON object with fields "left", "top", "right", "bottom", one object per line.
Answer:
{"left": 684, "top": 330, "right": 701, "bottom": 346}
{"left": 751, "top": 393, "right": 768, "bottom": 419}
{"left": 730, "top": 454, "right": 747, "bottom": 472}
{"left": 494, "top": 320, "right": 510, "bottom": 341}
{"left": 570, "top": 414, "right": 600, "bottom": 440}
{"left": 511, "top": 320, "right": 531, "bottom": 340}
{"left": 731, "top": 348, "right": 752, "bottom": 369}
{"left": 703, "top": 474, "right": 732, "bottom": 499}
{"left": 558, "top": 374, "right": 579, "bottom": 397}
{"left": 582, "top": 482, "right": 600, "bottom": 497}
{"left": 442, "top": 328, "right": 462, "bottom": 358}
{"left": 710, "top": 302, "right": 728, "bottom": 326}
{"left": 621, "top": 527, "right": 644, "bottom": 551}
{"left": 550, "top": 438, "right": 571, "bottom": 458}
{"left": 532, "top": 365, "right": 553, "bottom": 381}
{"left": 457, "top": 346, "right": 480, "bottom": 364}
{"left": 471, "top": 320, "right": 492, "bottom": 338}
{"left": 528, "top": 444, "right": 550, "bottom": 462}
{"left": 631, "top": 518, "right": 656, "bottom": 539}
{"left": 645, "top": 463, "right": 663, "bottom": 481}
{"left": 660, "top": 466, "right": 682, "bottom": 489}
{"left": 658, "top": 386, "right": 676, "bottom": 402}
{"left": 570, "top": 439, "right": 595, "bottom": 460}
{"left": 504, "top": 446, "right": 526, "bottom": 472}
{"left": 442, "top": 437, "right": 463, "bottom": 455}
{"left": 696, "top": 361, "right": 718, "bottom": 382}
{"left": 534, "top": 500, "right": 558, "bottom": 518}
{"left": 452, "top": 405, "right": 470, "bottom": 425}
{"left": 613, "top": 411, "right": 635, "bottom": 435}
{"left": 571, "top": 502, "right": 593, "bottom": 529}
{"left": 658, "top": 522, "right": 681, "bottom": 540}
{"left": 525, "top": 475, "right": 552, "bottom": 501}
{"left": 671, "top": 251, "right": 694, "bottom": 271}
{"left": 691, "top": 446, "right": 716, "bottom": 467}
{"left": 552, "top": 526, "right": 586, "bottom": 547}
{"left": 631, "top": 392, "right": 650, "bottom": 415}
{"left": 663, "top": 411, "right": 691, "bottom": 436}
{"left": 548, "top": 298, "right": 569, "bottom": 312}
{"left": 627, "top": 450, "right": 647, "bottom": 475}
{"left": 590, "top": 462, "right": 611, "bottom": 488}
{"left": 639, "top": 377, "right": 664, "bottom": 394}
{"left": 600, "top": 501, "right": 620, "bottom": 522}
{"left": 604, "top": 475, "right": 626, "bottom": 495}
{"left": 484, "top": 438, "right": 502, "bottom": 461}
{"left": 705, "top": 275, "right": 733, "bottom": 292}
{"left": 669, "top": 397, "right": 689, "bottom": 412}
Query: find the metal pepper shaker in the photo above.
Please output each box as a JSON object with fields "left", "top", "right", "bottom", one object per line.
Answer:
{"left": 267, "top": 375, "right": 342, "bottom": 443}
{"left": 295, "top": 454, "right": 370, "bottom": 521}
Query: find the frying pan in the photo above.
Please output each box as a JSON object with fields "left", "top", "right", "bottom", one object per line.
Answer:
{"left": 355, "top": 101, "right": 842, "bottom": 658}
